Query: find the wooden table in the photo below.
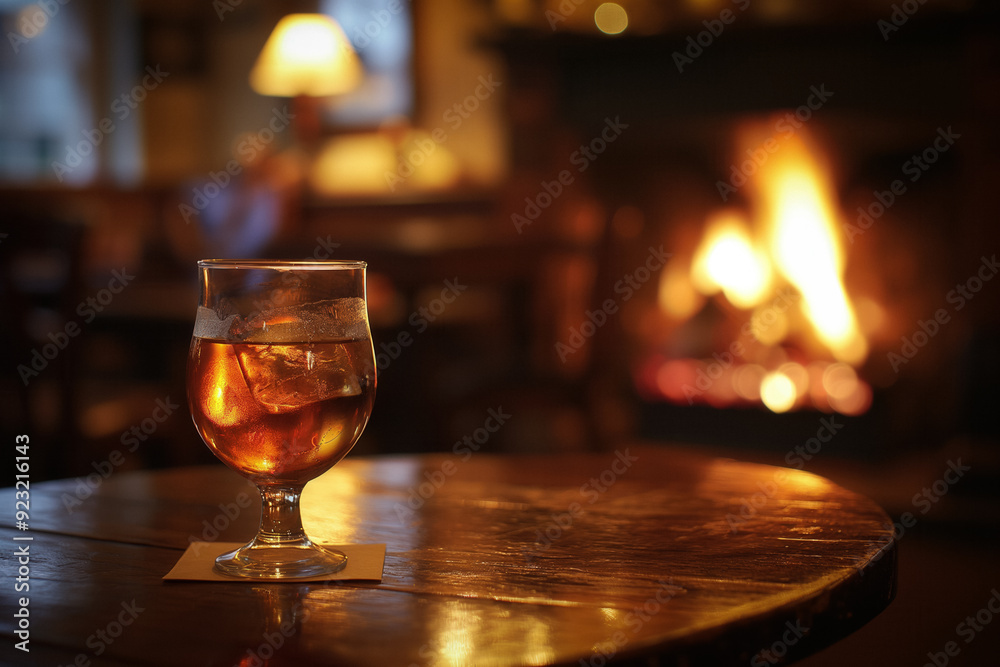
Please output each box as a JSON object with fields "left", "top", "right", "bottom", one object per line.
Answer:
{"left": 1, "top": 445, "right": 895, "bottom": 666}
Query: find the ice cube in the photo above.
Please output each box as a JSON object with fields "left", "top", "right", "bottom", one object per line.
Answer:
{"left": 235, "top": 342, "right": 362, "bottom": 414}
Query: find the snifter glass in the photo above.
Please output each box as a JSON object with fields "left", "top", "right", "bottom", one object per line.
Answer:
{"left": 186, "top": 260, "right": 376, "bottom": 578}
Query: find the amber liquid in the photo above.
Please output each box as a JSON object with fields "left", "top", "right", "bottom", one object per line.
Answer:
{"left": 187, "top": 337, "right": 375, "bottom": 485}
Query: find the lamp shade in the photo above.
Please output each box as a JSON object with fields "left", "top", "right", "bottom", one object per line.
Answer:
{"left": 250, "top": 14, "right": 362, "bottom": 97}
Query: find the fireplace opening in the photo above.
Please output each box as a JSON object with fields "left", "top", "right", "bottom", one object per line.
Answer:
{"left": 493, "top": 12, "right": 999, "bottom": 460}
{"left": 639, "top": 122, "right": 875, "bottom": 417}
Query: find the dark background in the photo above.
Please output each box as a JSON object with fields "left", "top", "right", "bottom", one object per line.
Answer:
{"left": 1, "top": 1, "right": 998, "bottom": 665}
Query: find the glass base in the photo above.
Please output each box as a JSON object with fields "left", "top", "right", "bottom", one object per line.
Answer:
{"left": 214, "top": 538, "right": 348, "bottom": 579}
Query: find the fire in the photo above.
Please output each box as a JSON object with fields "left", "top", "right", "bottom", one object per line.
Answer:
{"left": 757, "top": 137, "right": 868, "bottom": 365}
{"left": 690, "top": 210, "right": 771, "bottom": 310}
{"left": 652, "top": 122, "right": 875, "bottom": 414}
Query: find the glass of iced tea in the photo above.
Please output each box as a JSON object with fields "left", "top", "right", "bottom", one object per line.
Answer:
{"left": 186, "top": 260, "right": 376, "bottom": 578}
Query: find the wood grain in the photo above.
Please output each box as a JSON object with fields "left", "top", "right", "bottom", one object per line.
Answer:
{"left": 0, "top": 445, "right": 895, "bottom": 666}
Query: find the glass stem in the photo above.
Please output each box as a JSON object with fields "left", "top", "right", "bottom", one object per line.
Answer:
{"left": 256, "top": 485, "right": 308, "bottom": 545}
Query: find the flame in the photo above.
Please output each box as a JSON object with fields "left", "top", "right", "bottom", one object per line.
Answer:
{"left": 690, "top": 210, "right": 771, "bottom": 310}
{"left": 757, "top": 135, "right": 868, "bottom": 365}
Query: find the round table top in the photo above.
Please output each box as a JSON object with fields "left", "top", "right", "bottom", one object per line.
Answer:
{"left": 5, "top": 445, "right": 895, "bottom": 666}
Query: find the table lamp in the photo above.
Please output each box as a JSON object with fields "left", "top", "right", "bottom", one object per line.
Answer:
{"left": 249, "top": 13, "right": 363, "bottom": 147}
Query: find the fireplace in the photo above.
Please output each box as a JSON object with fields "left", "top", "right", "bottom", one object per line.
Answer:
{"left": 490, "top": 4, "right": 1000, "bottom": 456}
